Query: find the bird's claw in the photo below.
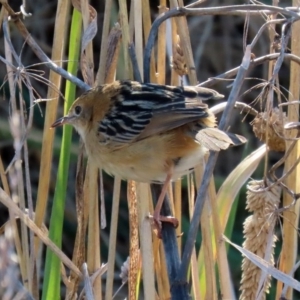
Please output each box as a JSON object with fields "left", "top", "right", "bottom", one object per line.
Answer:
{"left": 147, "top": 213, "right": 179, "bottom": 238}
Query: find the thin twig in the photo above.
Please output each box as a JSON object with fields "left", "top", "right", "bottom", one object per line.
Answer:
{"left": 199, "top": 53, "right": 300, "bottom": 88}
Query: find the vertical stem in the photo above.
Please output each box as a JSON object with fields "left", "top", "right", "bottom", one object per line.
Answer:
{"left": 276, "top": 10, "right": 300, "bottom": 300}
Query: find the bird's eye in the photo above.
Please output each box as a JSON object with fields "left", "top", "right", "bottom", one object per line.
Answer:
{"left": 74, "top": 105, "right": 82, "bottom": 115}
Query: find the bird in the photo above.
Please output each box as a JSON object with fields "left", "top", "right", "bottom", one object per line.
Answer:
{"left": 51, "top": 80, "right": 246, "bottom": 235}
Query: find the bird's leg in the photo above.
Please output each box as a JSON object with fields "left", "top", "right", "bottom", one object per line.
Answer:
{"left": 150, "top": 172, "right": 179, "bottom": 237}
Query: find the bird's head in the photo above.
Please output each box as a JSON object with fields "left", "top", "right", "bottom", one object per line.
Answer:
{"left": 51, "top": 95, "right": 93, "bottom": 137}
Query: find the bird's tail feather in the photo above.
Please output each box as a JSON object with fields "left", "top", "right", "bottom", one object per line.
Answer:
{"left": 195, "top": 128, "right": 246, "bottom": 151}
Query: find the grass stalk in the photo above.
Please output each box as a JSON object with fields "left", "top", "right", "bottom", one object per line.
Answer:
{"left": 276, "top": 5, "right": 300, "bottom": 299}
{"left": 34, "top": 0, "right": 70, "bottom": 259}
{"left": 42, "top": 6, "right": 80, "bottom": 299}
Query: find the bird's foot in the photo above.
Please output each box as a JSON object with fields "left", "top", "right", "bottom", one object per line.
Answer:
{"left": 148, "top": 213, "right": 179, "bottom": 238}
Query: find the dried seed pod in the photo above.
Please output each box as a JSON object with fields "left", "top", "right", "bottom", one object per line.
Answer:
{"left": 171, "top": 34, "right": 188, "bottom": 77}
{"left": 240, "top": 180, "right": 281, "bottom": 300}
{"left": 251, "top": 108, "right": 287, "bottom": 152}
{"left": 120, "top": 256, "right": 130, "bottom": 284}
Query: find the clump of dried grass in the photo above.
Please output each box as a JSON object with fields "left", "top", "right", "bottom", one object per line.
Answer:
{"left": 240, "top": 180, "right": 281, "bottom": 300}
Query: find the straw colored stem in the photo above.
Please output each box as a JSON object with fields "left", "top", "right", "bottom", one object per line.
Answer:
{"left": 105, "top": 24, "right": 122, "bottom": 83}
{"left": 118, "top": 0, "right": 132, "bottom": 77}
{"left": 208, "top": 180, "right": 233, "bottom": 299}
{"left": 200, "top": 197, "right": 217, "bottom": 299}
{"left": 97, "top": 0, "right": 113, "bottom": 83}
{"left": 34, "top": 0, "right": 70, "bottom": 257}
{"left": 276, "top": 3, "right": 300, "bottom": 298}
{"left": 87, "top": 163, "right": 102, "bottom": 298}
{"left": 187, "top": 175, "right": 201, "bottom": 299}
{"left": 127, "top": 180, "right": 140, "bottom": 300}
{"left": 80, "top": 0, "right": 95, "bottom": 86}
{"left": 142, "top": 0, "right": 156, "bottom": 82}
{"left": 105, "top": 177, "right": 121, "bottom": 300}
{"left": 136, "top": 183, "right": 156, "bottom": 300}
{"left": 134, "top": 0, "right": 143, "bottom": 80}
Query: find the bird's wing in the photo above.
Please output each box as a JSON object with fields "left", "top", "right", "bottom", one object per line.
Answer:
{"left": 98, "top": 81, "right": 221, "bottom": 145}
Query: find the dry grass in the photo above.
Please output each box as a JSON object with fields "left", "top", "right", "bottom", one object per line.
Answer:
{"left": 0, "top": 0, "right": 299, "bottom": 299}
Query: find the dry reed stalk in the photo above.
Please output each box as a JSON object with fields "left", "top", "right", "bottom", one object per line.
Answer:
{"left": 153, "top": 238, "right": 164, "bottom": 296}
{"left": 127, "top": 2, "right": 153, "bottom": 299}
{"left": 208, "top": 178, "right": 234, "bottom": 300}
{"left": 159, "top": 242, "right": 172, "bottom": 298}
{"left": 104, "top": 177, "right": 121, "bottom": 300}
{"left": 194, "top": 157, "right": 219, "bottom": 298}
{"left": 96, "top": 0, "right": 113, "bottom": 83}
{"left": 192, "top": 166, "right": 207, "bottom": 298}
{"left": 186, "top": 175, "right": 201, "bottom": 300}
{"left": 86, "top": 163, "right": 102, "bottom": 299}
{"left": 105, "top": 23, "right": 122, "bottom": 82}
{"left": 134, "top": 0, "right": 143, "bottom": 79}
{"left": 93, "top": 2, "right": 121, "bottom": 299}
{"left": 118, "top": 0, "right": 132, "bottom": 76}
{"left": 119, "top": 8, "right": 140, "bottom": 296}
{"left": 127, "top": 180, "right": 140, "bottom": 300}
{"left": 276, "top": 1, "right": 300, "bottom": 298}
{"left": 129, "top": 1, "right": 135, "bottom": 43}
{"left": 74, "top": 1, "right": 102, "bottom": 298}
{"left": 79, "top": 0, "right": 95, "bottom": 86}
{"left": 201, "top": 198, "right": 217, "bottom": 300}
{"left": 142, "top": 0, "right": 156, "bottom": 82}
{"left": 99, "top": 18, "right": 123, "bottom": 300}
{"left": 34, "top": 0, "right": 70, "bottom": 261}
{"left": 136, "top": 183, "right": 156, "bottom": 300}
{"left": 240, "top": 180, "right": 280, "bottom": 300}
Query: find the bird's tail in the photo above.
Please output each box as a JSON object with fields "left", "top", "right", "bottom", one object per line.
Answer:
{"left": 195, "top": 127, "right": 247, "bottom": 151}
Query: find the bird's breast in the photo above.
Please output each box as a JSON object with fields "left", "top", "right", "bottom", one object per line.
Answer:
{"left": 84, "top": 129, "right": 208, "bottom": 183}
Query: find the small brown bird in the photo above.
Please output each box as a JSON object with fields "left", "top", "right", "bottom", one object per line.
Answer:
{"left": 52, "top": 80, "right": 246, "bottom": 233}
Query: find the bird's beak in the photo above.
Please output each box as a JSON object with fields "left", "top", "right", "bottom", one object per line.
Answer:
{"left": 51, "top": 116, "right": 72, "bottom": 128}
